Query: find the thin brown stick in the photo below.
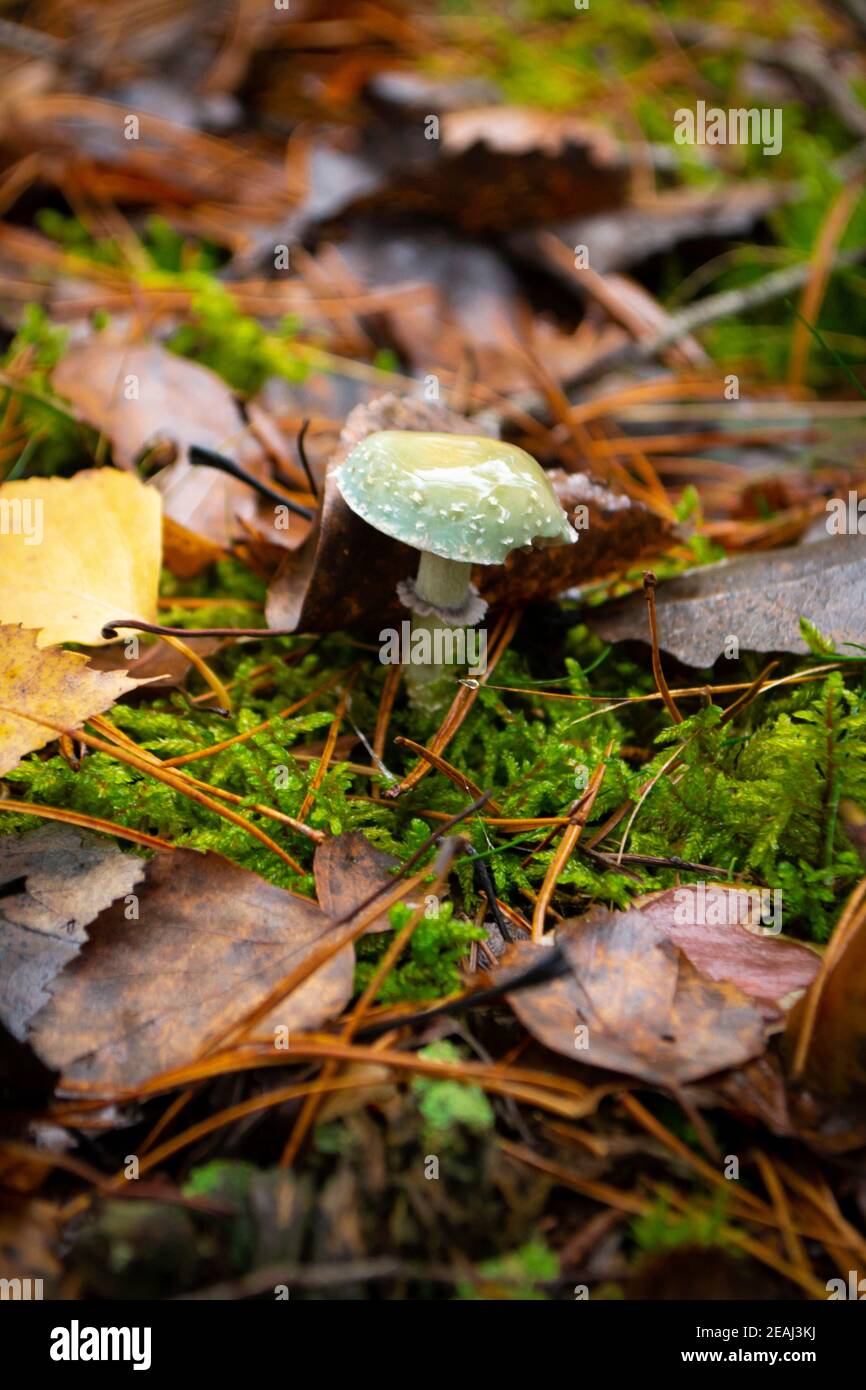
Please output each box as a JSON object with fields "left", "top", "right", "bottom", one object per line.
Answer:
{"left": 280, "top": 839, "right": 461, "bottom": 1165}
{"left": 643, "top": 572, "right": 682, "bottom": 723}
{"left": 531, "top": 753, "right": 610, "bottom": 941}
{"left": 296, "top": 667, "right": 361, "bottom": 822}
{"left": 718, "top": 660, "right": 780, "bottom": 725}
{"left": 394, "top": 736, "right": 503, "bottom": 815}
{"left": 0, "top": 798, "right": 173, "bottom": 851}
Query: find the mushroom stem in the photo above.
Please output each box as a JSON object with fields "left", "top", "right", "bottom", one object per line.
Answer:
{"left": 414, "top": 552, "right": 473, "bottom": 612}
{"left": 398, "top": 554, "right": 481, "bottom": 713}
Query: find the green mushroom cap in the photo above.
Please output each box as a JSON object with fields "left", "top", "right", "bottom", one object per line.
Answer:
{"left": 334, "top": 430, "right": 577, "bottom": 566}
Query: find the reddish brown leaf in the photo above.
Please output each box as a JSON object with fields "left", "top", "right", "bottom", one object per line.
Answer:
{"left": 604, "top": 887, "right": 820, "bottom": 1009}
{"left": 504, "top": 911, "right": 772, "bottom": 1086}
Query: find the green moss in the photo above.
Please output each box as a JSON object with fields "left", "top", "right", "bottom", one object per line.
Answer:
{"left": 163, "top": 279, "right": 309, "bottom": 395}
{"left": 632, "top": 1190, "right": 734, "bottom": 1256}
{"left": 411, "top": 1040, "right": 495, "bottom": 1143}
{"left": 456, "top": 1237, "right": 559, "bottom": 1299}
{"left": 4, "top": 550, "right": 865, "bottom": 950}
{"left": 355, "top": 902, "right": 487, "bottom": 1004}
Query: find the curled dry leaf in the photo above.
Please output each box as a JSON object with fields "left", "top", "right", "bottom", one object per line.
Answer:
{"left": 0, "top": 626, "right": 150, "bottom": 774}
{"left": 0, "top": 826, "right": 145, "bottom": 1041}
{"left": 266, "top": 393, "right": 671, "bottom": 633}
{"left": 29, "top": 850, "right": 355, "bottom": 1092}
{"left": 504, "top": 906, "right": 780, "bottom": 1086}
{"left": 0, "top": 470, "right": 161, "bottom": 646}
{"left": 605, "top": 886, "right": 821, "bottom": 1010}
{"left": 53, "top": 339, "right": 282, "bottom": 549}
{"left": 313, "top": 831, "right": 400, "bottom": 934}
{"left": 590, "top": 537, "right": 866, "bottom": 666}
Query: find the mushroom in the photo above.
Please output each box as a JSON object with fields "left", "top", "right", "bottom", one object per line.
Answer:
{"left": 335, "top": 430, "right": 577, "bottom": 709}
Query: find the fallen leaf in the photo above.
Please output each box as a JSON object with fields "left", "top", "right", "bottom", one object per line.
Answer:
{"left": 603, "top": 887, "right": 820, "bottom": 1009}
{"left": 88, "top": 634, "right": 222, "bottom": 690}
{"left": 267, "top": 393, "right": 670, "bottom": 633}
{"left": 314, "top": 831, "right": 400, "bottom": 934}
{"left": 514, "top": 183, "right": 787, "bottom": 277}
{"left": 0, "top": 471, "right": 161, "bottom": 646}
{"left": 784, "top": 885, "right": 866, "bottom": 1101}
{"left": 689, "top": 1055, "right": 795, "bottom": 1136}
{"left": 0, "top": 826, "right": 145, "bottom": 1040}
{"left": 590, "top": 537, "right": 866, "bottom": 666}
{"left": 303, "top": 108, "right": 628, "bottom": 237}
{"left": 29, "top": 850, "right": 355, "bottom": 1091}
{"left": 504, "top": 909, "right": 773, "bottom": 1086}
{"left": 162, "top": 515, "right": 227, "bottom": 578}
{"left": 0, "top": 626, "right": 149, "bottom": 773}
{"left": 53, "top": 339, "right": 279, "bottom": 548}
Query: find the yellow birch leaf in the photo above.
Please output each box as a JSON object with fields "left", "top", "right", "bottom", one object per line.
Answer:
{"left": 0, "top": 469, "right": 161, "bottom": 646}
{"left": 0, "top": 626, "right": 149, "bottom": 775}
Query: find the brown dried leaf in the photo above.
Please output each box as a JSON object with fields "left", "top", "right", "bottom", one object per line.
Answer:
{"left": 29, "top": 850, "right": 354, "bottom": 1092}
{"left": 610, "top": 887, "right": 820, "bottom": 1009}
{"left": 314, "top": 831, "right": 400, "bottom": 934}
{"left": 88, "top": 634, "right": 222, "bottom": 690}
{"left": 0, "top": 826, "right": 145, "bottom": 1041}
{"left": 505, "top": 909, "right": 773, "bottom": 1086}
{"left": 784, "top": 887, "right": 866, "bottom": 1101}
{"left": 591, "top": 537, "right": 866, "bottom": 666}
{"left": 53, "top": 339, "right": 276, "bottom": 548}
{"left": 266, "top": 393, "right": 670, "bottom": 633}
